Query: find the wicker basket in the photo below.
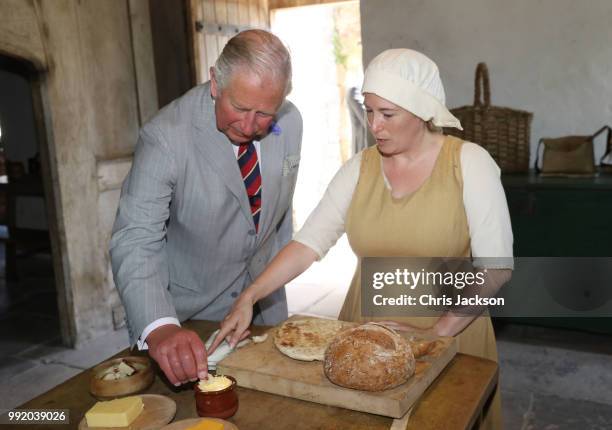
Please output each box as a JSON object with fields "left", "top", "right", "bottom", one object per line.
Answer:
{"left": 445, "top": 63, "right": 533, "bottom": 173}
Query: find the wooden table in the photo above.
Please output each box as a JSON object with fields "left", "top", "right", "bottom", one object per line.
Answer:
{"left": 16, "top": 321, "right": 498, "bottom": 430}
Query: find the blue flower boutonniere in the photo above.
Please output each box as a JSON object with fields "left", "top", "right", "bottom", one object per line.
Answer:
{"left": 270, "top": 122, "right": 282, "bottom": 136}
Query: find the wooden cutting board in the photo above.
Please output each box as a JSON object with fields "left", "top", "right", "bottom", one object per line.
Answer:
{"left": 79, "top": 394, "right": 176, "bottom": 430}
{"left": 217, "top": 316, "right": 456, "bottom": 418}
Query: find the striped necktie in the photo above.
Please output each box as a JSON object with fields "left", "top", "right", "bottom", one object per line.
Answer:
{"left": 237, "top": 142, "right": 262, "bottom": 232}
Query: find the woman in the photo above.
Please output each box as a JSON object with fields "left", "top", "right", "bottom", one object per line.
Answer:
{"left": 211, "top": 49, "right": 513, "bottom": 428}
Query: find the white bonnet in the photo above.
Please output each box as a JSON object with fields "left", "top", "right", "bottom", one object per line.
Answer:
{"left": 362, "top": 49, "right": 462, "bottom": 130}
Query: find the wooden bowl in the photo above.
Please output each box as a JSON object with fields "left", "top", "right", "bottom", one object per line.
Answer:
{"left": 194, "top": 375, "right": 239, "bottom": 419}
{"left": 90, "top": 356, "right": 154, "bottom": 399}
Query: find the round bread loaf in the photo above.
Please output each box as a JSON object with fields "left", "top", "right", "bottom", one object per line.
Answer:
{"left": 323, "top": 323, "right": 415, "bottom": 391}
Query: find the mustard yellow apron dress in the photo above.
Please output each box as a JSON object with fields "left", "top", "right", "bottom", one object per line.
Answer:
{"left": 338, "top": 136, "right": 502, "bottom": 429}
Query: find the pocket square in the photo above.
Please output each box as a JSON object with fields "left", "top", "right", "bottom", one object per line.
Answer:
{"left": 282, "top": 155, "right": 300, "bottom": 176}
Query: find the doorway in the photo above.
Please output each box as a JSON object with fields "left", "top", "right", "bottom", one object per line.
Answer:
{"left": 271, "top": 1, "right": 362, "bottom": 317}
{"left": 0, "top": 54, "right": 63, "bottom": 355}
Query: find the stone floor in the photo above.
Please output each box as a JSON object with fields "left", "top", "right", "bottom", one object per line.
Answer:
{"left": 0, "top": 238, "right": 611, "bottom": 428}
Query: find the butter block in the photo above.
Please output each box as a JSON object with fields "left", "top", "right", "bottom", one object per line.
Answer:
{"left": 186, "top": 419, "right": 224, "bottom": 430}
{"left": 85, "top": 396, "right": 144, "bottom": 427}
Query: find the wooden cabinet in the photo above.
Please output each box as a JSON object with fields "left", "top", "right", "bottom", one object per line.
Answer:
{"left": 504, "top": 172, "right": 612, "bottom": 257}
{"left": 501, "top": 172, "right": 612, "bottom": 333}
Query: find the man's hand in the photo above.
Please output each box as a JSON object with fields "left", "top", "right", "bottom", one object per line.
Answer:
{"left": 208, "top": 291, "right": 255, "bottom": 354}
{"left": 146, "top": 324, "right": 208, "bottom": 386}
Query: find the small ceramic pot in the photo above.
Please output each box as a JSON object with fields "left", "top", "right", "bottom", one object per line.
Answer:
{"left": 194, "top": 375, "right": 239, "bottom": 419}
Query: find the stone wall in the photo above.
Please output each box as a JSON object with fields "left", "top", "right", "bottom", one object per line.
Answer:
{"left": 0, "top": 0, "right": 157, "bottom": 346}
{"left": 360, "top": 0, "right": 612, "bottom": 163}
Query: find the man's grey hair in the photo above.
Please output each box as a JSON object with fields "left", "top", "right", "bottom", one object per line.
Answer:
{"left": 213, "top": 29, "right": 292, "bottom": 97}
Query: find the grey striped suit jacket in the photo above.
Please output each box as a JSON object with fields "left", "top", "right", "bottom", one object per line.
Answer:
{"left": 110, "top": 83, "right": 302, "bottom": 345}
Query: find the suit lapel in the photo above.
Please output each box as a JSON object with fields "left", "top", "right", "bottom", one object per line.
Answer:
{"left": 192, "top": 84, "right": 253, "bottom": 226}
{"left": 259, "top": 131, "right": 283, "bottom": 241}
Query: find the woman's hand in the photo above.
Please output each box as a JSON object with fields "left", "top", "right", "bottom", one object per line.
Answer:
{"left": 208, "top": 291, "right": 255, "bottom": 354}
{"left": 377, "top": 315, "right": 475, "bottom": 338}
{"left": 376, "top": 320, "right": 433, "bottom": 335}
{"left": 432, "top": 312, "right": 478, "bottom": 337}
{"left": 208, "top": 241, "right": 319, "bottom": 354}
{"left": 432, "top": 268, "right": 512, "bottom": 337}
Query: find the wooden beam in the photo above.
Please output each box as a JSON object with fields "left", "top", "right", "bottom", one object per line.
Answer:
{"left": 128, "top": 0, "right": 159, "bottom": 124}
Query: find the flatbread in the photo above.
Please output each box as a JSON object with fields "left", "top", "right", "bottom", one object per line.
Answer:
{"left": 274, "top": 318, "right": 351, "bottom": 361}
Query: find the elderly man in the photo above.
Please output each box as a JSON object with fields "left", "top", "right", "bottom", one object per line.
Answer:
{"left": 110, "top": 30, "right": 301, "bottom": 386}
